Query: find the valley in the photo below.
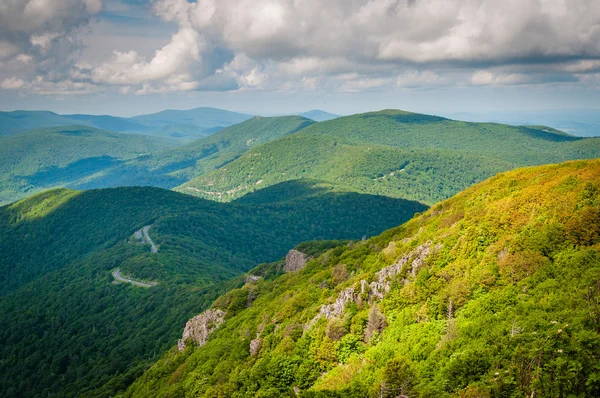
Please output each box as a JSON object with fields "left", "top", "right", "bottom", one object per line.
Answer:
{"left": 0, "top": 107, "right": 598, "bottom": 398}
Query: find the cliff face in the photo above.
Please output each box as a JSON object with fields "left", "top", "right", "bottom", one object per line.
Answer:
{"left": 284, "top": 249, "right": 308, "bottom": 272}
{"left": 177, "top": 309, "right": 226, "bottom": 351}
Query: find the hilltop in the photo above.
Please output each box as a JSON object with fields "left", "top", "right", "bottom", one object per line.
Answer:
{"left": 126, "top": 159, "right": 600, "bottom": 397}
{"left": 178, "top": 109, "right": 600, "bottom": 204}
{"left": 75, "top": 115, "right": 315, "bottom": 192}
{"left": 0, "top": 126, "right": 177, "bottom": 204}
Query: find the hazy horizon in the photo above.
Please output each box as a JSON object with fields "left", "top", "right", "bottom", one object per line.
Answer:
{"left": 2, "top": 1, "right": 600, "bottom": 117}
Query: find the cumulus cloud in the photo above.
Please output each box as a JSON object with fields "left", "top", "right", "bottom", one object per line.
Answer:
{"left": 2, "top": 0, "right": 600, "bottom": 94}
{"left": 1, "top": 77, "right": 25, "bottom": 90}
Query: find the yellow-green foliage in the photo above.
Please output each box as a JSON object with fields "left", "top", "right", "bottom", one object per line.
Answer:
{"left": 7, "top": 188, "right": 80, "bottom": 221}
{"left": 126, "top": 160, "right": 600, "bottom": 398}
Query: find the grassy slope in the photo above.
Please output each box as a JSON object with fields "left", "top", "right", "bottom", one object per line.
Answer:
{"left": 0, "top": 126, "right": 178, "bottom": 205}
{"left": 0, "top": 181, "right": 425, "bottom": 397}
{"left": 73, "top": 116, "right": 315, "bottom": 192}
{"left": 127, "top": 159, "right": 600, "bottom": 398}
{"left": 178, "top": 110, "right": 600, "bottom": 205}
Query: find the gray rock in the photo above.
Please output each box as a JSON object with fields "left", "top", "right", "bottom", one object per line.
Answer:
{"left": 285, "top": 249, "right": 308, "bottom": 272}
{"left": 249, "top": 338, "right": 262, "bottom": 356}
{"left": 177, "top": 309, "right": 226, "bottom": 351}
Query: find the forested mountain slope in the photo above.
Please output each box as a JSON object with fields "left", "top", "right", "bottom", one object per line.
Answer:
{"left": 0, "top": 111, "right": 150, "bottom": 136}
{"left": 178, "top": 110, "right": 600, "bottom": 204}
{"left": 129, "top": 159, "right": 600, "bottom": 397}
{"left": 0, "top": 182, "right": 425, "bottom": 397}
{"left": 72, "top": 116, "right": 315, "bottom": 192}
{"left": 0, "top": 126, "right": 177, "bottom": 205}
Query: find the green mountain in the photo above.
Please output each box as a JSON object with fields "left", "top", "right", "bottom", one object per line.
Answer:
{"left": 0, "top": 181, "right": 425, "bottom": 397}
{"left": 296, "top": 110, "right": 340, "bottom": 122}
{"left": 125, "top": 159, "right": 600, "bottom": 398}
{"left": 0, "top": 125, "right": 178, "bottom": 204}
{"left": 131, "top": 107, "right": 252, "bottom": 129}
{"left": 178, "top": 109, "right": 600, "bottom": 205}
{"left": 0, "top": 108, "right": 253, "bottom": 140}
{"left": 0, "top": 111, "right": 151, "bottom": 136}
{"left": 73, "top": 115, "right": 315, "bottom": 192}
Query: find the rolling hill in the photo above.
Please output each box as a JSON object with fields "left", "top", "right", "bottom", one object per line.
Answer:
{"left": 296, "top": 110, "right": 340, "bottom": 122}
{"left": 71, "top": 115, "right": 315, "bottom": 192}
{"left": 0, "top": 107, "right": 254, "bottom": 140}
{"left": 0, "top": 181, "right": 425, "bottom": 397}
{"left": 178, "top": 109, "right": 600, "bottom": 204}
{"left": 0, "top": 110, "right": 151, "bottom": 136}
{"left": 0, "top": 125, "right": 178, "bottom": 204}
{"left": 131, "top": 107, "right": 252, "bottom": 129}
{"left": 125, "top": 159, "right": 600, "bottom": 398}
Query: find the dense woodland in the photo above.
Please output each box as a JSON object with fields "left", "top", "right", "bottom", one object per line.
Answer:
{"left": 180, "top": 110, "right": 600, "bottom": 205}
{"left": 126, "top": 160, "right": 600, "bottom": 397}
{"left": 0, "top": 181, "right": 425, "bottom": 397}
{"left": 0, "top": 109, "right": 599, "bottom": 397}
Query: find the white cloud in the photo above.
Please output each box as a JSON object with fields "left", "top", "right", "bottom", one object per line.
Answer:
{"left": 3, "top": 0, "right": 600, "bottom": 95}
{"left": 1, "top": 77, "right": 25, "bottom": 90}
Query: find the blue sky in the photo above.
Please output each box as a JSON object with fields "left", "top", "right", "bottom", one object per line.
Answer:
{"left": 1, "top": 0, "right": 600, "bottom": 117}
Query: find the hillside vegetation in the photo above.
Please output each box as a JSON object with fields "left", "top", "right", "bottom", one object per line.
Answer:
{"left": 0, "top": 126, "right": 178, "bottom": 204}
{"left": 128, "top": 159, "right": 600, "bottom": 397}
{"left": 0, "top": 181, "right": 425, "bottom": 397}
{"left": 0, "top": 107, "right": 253, "bottom": 139}
{"left": 178, "top": 110, "right": 600, "bottom": 204}
{"left": 0, "top": 111, "right": 147, "bottom": 136}
{"left": 73, "top": 116, "right": 315, "bottom": 192}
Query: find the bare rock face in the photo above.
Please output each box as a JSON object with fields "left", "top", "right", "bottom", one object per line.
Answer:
{"left": 320, "top": 287, "right": 355, "bottom": 319}
{"left": 249, "top": 338, "right": 262, "bottom": 356}
{"left": 306, "top": 241, "right": 442, "bottom": 331}
{"left": 285, "top": 249, "right": 308, "bottom": 272}
{"left": 177, "top": 309, "right": 225, "bottom": 351}
{"left": 245, "top": 275, "right": 262, "bottom": 284}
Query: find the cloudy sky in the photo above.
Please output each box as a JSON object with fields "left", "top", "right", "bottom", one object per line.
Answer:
{"left": 1, "top": 0, "right": 600, "bottom": 116}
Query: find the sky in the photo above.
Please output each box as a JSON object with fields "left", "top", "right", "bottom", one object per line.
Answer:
{"left": 1, "top": 0, "right": 600, "bottom": 117}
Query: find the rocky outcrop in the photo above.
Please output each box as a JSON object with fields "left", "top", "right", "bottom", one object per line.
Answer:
{"left": 249, "top": 337, "right": 262, "bottom": 356}
{"left": 362, "top": 242, "right": 442, "bottom": 301}
{"left": 285, "top": 249, "right": 308, "bottom": 272}
{"left": 319, "top": 287, "right": 356, "bottom": 319}
{"left": 307, "top": 241, "right": 441, "bottom": 330}
{"left": 177, "top": 309, "right": 225, "bottom": 351}
{"left": 245, "top": 275, "right": 262, "bottom": 284}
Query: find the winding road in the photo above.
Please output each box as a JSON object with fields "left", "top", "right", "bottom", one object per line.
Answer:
{"left": 112, "top": 269, "right": 157, "bottom": 288}
{"left": 134, "top": 225, "right": 158, "bottom": 253}
{"left": 142, "top": 225, "right": 158, "bottom": 253}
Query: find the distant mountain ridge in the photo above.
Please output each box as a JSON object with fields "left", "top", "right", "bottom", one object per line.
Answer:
{"left": 178, "top": 109, "right": 600, "bottom": 204}
{"left": 0, "top": 107, "right": 254, "bottom": 140}
{"left": 0, "top": 125, "right": 178, "bottom": 204}
{"left": 296, "top": 109, "right": 340, "bottom": 121}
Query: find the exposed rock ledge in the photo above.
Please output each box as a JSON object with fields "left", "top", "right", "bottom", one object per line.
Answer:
{"left": 285, "top": 249, "right": 309, "bottom": 272}
{"left": 307, "top": 241, "right": 441, "bottom": 328}
{"left": 177, "top": 309, "right": 225, "bottom": 351}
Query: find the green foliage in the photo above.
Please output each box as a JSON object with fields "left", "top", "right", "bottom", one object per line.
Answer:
{"left": 0, "top": 181, "right": 423, "bottom": 397}
{"left": 125, "top": 160, "right": 600, "bottom": 398}
{"left": 178, "top": 110, "right": 600, "bottom": 205}
{"left": 0, "top": 126, "right": 177, "bottom": 204}
{"left": 71, "top": 115, "right": 315, "bottom": 195}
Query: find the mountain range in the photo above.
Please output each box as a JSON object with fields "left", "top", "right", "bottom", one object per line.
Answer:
{"left": 0, "top": 106, "right": 599, "bottom": 397}
{"left": 2, "top": 108, "right": 600, "bottom": 206}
